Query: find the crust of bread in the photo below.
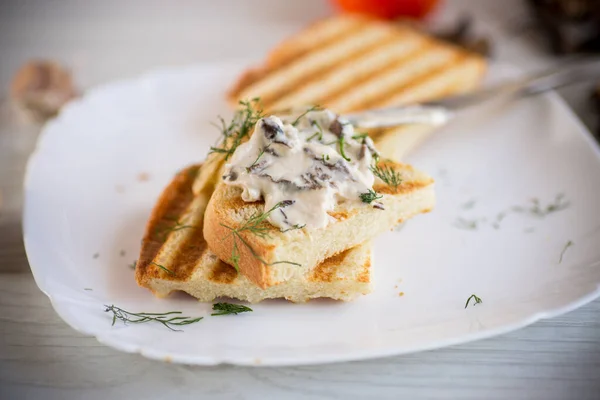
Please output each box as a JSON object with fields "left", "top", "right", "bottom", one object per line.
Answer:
{"left": 204, "top": 160, "right": 435, "bottom": 288}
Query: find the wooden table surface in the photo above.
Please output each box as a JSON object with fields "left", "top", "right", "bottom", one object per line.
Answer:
{"left": 1, "top": 1, "right": 599, "bottom": 399}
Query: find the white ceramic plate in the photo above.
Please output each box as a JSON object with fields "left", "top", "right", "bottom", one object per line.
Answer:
{"left": 24, "top": 63, "right": 600, "bottom": 366}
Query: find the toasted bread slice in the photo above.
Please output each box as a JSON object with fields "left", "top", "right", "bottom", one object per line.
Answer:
{"left": 136, "top": 164, "right": 373, "bottom": 303}
{"left": 227, "top": 15, "right": 486, "bottom": 160}
{"left": 204, "top": 160, "right": 434, "bottom": 289}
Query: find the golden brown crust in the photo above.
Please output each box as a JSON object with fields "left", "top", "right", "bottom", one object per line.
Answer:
{"left": 136, "top": 165, "right": 200, "bottom": 288}
{"left": 356, "top": 258, "right": 371, "bottom": 284}
{"left": 373, "top": 160, "right": 434, "bottom": 195}
{"left": 208, "top": 262, "right": 238, "bottom": 284}
{"left": 309, "top": 250, "right": 350, "bottom": 283}
{"left": 327, "top": 209, "right": 358, "bottom": 221}
{"left": 203, "top": 186, "right": 273, "bottom": 288}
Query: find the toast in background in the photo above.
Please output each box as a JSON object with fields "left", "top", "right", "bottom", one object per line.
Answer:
{"left": 136, "top": 164, "right": 373, "bottom": 303}
{"left": 228, "top": 15, "right": 486, "bottom": 160}
{"left": 204, "top": 160, "right": 435, "bottom": 289}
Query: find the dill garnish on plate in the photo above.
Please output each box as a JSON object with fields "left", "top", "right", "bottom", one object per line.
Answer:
{"left": 559, "top": 240, "right": 574, "bottom": 263}
{"left": 104, "top": 305, "right": 203, "bottom": 331}
{"left": 465, "top": 294, "right": 483, "bottom": 308}
{"left": 211, "top": 302, "right": 253, "bottom": 316}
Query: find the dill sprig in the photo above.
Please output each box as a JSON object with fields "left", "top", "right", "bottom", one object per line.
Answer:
{"left": 129, "top": 260, "right": 137, "bottom": 270}
{"left": 338, "top": 136, "right": 351, "bottom": 161}
{"left": 352, "top": 133, "right": 369, "bottom": 141}
{"left": 150, "top": 261, "right": 175, "bottom": 276}
{"left": 492, "top": 211, "right": 507, "bottom": 230}
{"left": 281, "top": 223, "right": 306, "bottom": 233}
{"left": 220, "top": 202, "right": 302, "bottom": 272}
{"left": 247, "top": 145, "right": 269, "bottom": 172}
{"left": 370, "top": 163, "right": 402, "bottom": 189}
{"left": 291, "top": 105, "right": 323, "bottom": 126}
{"left": 454, "top": 217, "right": 479, "bottom": 230}
{"left": 359, "top": 189, "right": 383, "bottom": 204}
{"left": 520, "top": 193, "right": 570, "bottom": 217}
{"left": 104, "top": 305, "right": 203, "bottom": 331}
{"left": 460, "top": 199, "right": 476, "bottom": 210}
{"left": 211, "top": 302, "right": 253, "bottom": 316}
{"left": 465, "top": 294, "right": 483, "bottom": 308}
{"left": 307, "top": 120, "right": 324, "bottom": 141}
{"left": 209, "top": 98, "right": 264, "bottom": 160}
{"left": 559, "top": 240, "right": 574, "bottom": 263}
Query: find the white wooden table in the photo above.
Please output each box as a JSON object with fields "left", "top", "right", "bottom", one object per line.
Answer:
{"left": 1, "top": 1, "right": 599, "bottom": 399}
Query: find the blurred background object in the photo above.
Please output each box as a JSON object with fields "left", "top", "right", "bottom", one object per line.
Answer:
{"left": 331, "top": 0, "right": 441, "bottom": 19}
{"left": 10, "top": 60, "right": 77, "bottom": 123}
{"left": 593, "top": 82, "right": 600, "bottom": 135}
{"left": 428, "top": 15, "right": 492, "bottom": 57}
{"left": 527, "top": 0, "right": 600, "bottom": 54}
{"left": 525, "top": 0, "right": 600, "bottom": 135}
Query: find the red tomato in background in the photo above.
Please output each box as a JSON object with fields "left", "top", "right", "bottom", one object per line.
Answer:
{"left": 331, "top": 0, "right": 440, "bottom": 20}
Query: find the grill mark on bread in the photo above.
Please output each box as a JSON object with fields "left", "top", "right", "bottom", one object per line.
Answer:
{"left": 359, "top": 54, "right": 465, "bottom": 110}
{"left": 265, "top": 32, "right": 425, "bottom": 111}
{"left": 374, "top": 179, "right": 433, "bottom": 195}
{"left": 208, "top": 262, "right": 238, "bottom": 284}
{"left": 264, "top": 16, "right": 366, "bottom": 72}
{"left": 310, "top": 249, "right": 351, "bottom": 282}
{"left": 327, "top": 209, "right": 358, "bottom": 221}
{"left": 325, "top": 45, "right": 459, "bottom": 112}
{"left": 370, "top": 59, "right": 485, "bottom": 147}
{"left": 237, "top": 24, "right": 399, "bottom": 107}
{"left": 310, "top": 41, "right": 438, "bottom": 111}
{"left": 136, "top": 166, "right": 199, "bottom": 283}
{"left": 230, "top": 16, "right": 370, "bottom": 100}
{"left": 357, "top": 257, "right": 371, "bottom": 283}
{"left": 149, "top": 193, "right": 210, "bottom": 279}
{"left": 374, "top": 56, "right": 482, "bottom": 108}
{"left": 166, "top": 232, "right": 209, "bottom": 280}
{"left": 229, "top": 18, "right": 364, "bottom": 101}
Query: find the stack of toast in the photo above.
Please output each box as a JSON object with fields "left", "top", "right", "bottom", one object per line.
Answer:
{"left": 136, "top": 154, "right": 434, "bottom": 302}
{"left": 136, "top": 15, "right": 485, "bottom": 302}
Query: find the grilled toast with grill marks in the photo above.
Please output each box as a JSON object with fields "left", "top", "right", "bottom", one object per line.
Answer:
{"left": 136, "top": 164, "right": 373, "bottom": 302}
{"left": 227, "top": 15, "right": 486, "bottom": 160}
{"left": 204, "top": 160, "right": 435, "bottom": 289}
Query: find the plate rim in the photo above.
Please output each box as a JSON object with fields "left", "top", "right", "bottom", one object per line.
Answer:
{"left": 22, "top": 62, "right": 600, "bottom": 366}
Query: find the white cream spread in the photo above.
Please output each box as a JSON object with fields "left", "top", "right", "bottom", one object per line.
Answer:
{"left": 222, "top": 108, "right": 380, "bottom": 230}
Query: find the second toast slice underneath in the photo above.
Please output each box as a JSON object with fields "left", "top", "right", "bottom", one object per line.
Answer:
{"left": 204, "top": 161, "right": 435, "bottom": 288}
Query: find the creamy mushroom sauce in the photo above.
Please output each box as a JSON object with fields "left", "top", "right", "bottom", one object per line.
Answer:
{"left": 222, "top": 108, "right": 378, "bottom": 230}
